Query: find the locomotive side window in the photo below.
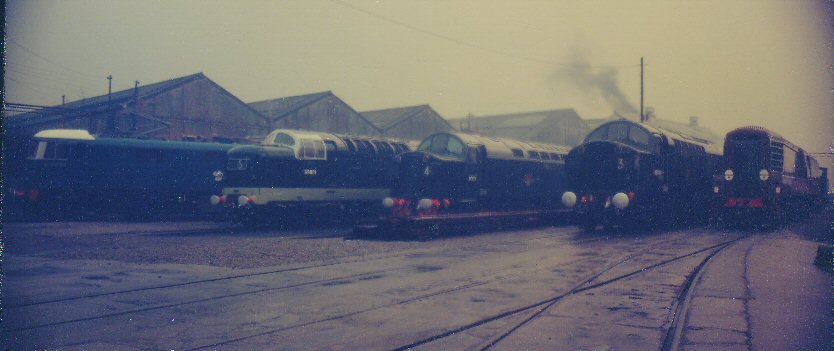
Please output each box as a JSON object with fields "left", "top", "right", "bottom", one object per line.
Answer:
{"left": 609, "top": 123, "right": 628, "bottom": 142}
{"left": 628, "top": 126, "right": 650, "bottom": 147}
{"left": 298, "top": 139, "right": 326, "bottom": 160}
{"left": 274, "top": 133, "right": 295, "bottom": 146}
{"left": 587, "top": 126, "right": 608, "bottom": 142}
{"left": 446, "top": 137, "right": 464, "bottom": 157}
{"left": 540, "top": 152, "right": 551, "bottom": 160}
{"left": 529, "top": 151, "right": 540, "bottom": 159}
{"left": 511, "top": 149, "right": 524, "bottom": 158}
{"left": 36, "top": 142, "right": 72, "bottom": 160}
{"left": 323, "top": 140, "right": 337, "bottom": 153}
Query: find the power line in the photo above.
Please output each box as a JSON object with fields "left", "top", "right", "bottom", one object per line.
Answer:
{"left": 329, "top": 0, "right": 638, "bottom": 69}
{"left": 7, "top": 39, "right": 102, "bottom": 80}
{"left": 5, "top": 65, "right": 102, "bottom": 90}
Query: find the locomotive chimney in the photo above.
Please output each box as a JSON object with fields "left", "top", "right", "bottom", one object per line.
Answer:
{"left": 689, "top": 116, "right": 699, "bottom": 126}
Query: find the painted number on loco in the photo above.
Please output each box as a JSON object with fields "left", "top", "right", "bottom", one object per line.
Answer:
{"left": 303, "top": 169, "right": 318, "bottom": 176}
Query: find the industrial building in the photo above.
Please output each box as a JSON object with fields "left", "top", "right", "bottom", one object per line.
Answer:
{"left": 361, "top": 104, "right": 454, "bottom": 141}
{"left": 249, "top": 91, "right": 381, "bottom": 136}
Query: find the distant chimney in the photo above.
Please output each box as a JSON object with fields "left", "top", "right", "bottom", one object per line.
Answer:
{"left": 689, "top": 116, "right": 699, "bottom": 126}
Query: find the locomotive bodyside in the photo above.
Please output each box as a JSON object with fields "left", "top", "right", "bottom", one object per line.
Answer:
{"left": 382, "top": 132, "right": 571, "bottom": 226}
{"left": 10, "top": 129, "right": 232, "bottom": 219}
{"left": 216, "top": 129, "right": 409, "bottom": 223}
{"left": 562, "top": 121, "right": 723, "bottom": 230}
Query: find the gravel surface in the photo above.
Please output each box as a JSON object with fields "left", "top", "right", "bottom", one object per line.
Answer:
{"left": 4, "top": 221, "right": 550, "bottom": 269}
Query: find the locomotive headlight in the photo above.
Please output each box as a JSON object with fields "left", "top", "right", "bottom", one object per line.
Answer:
{"left": 212, "top": 170, "right": 224, "bottom": 182}
{"left": 418, "top": 198, "right": 433, "bottom": 210}
{"left": 612, "top": 192, "right": 629, "bottom": 209}
{"left": 724, "top": 169, "right": 734, "bottom": 181}
{"left": 759, "top": 169, "right": 769, "bottom": 181}
{"left": 382, "top": 197, "right": 394, "bottom": 208}
{"left": 238, "top": 195, "right": 250, "bottom": 206}
{"left": 210, "top": 195, "right": 221, "bottom": 205}
{"left": 561, "top": 192, "right": 577, "bottom": 208}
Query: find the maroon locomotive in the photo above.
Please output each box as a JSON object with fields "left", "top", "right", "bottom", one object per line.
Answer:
{"left": 713, "top": 126, "right": 828, "bottom": 226}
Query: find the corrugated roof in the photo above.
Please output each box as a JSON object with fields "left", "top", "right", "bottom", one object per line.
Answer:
{"left": 248, "top": 91, "right": 333, "bottom": 121}
{"left": 361, "top": 105, "right": 430, "bottom": 131}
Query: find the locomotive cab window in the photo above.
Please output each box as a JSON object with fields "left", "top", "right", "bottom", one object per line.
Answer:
{"left": 586, "top": 125, "right": 608, "bottom": 142}
{"left": 33, "top": 141, "right": 72, "bottom": 160}
{"left": 274, "top": 133, "right": 295, "bottom": 146}
{"left": 298, "top": 139, "right": 326, "bottom": 160}
{"left": 419, "top": 134, "right": 466, "bottom": 158}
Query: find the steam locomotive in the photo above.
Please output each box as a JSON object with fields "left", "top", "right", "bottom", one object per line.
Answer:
{"left": 7, "top": 129, "right": 233, "bottom": 220}
{"left": 379, "top": 132, "right": 572, "bottom": 228}
{"left": 213, "top": 129, "right": 410, "bottom": 223}
{"left": 712, "top": 126, "right": 828, "bottom": 226}
{"left": 561, "top": 120, "right": 724, "bottom": 230}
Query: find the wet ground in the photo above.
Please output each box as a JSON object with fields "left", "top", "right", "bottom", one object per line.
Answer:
{"left": 2, "top": 211, "right": 831, "bottom": 350}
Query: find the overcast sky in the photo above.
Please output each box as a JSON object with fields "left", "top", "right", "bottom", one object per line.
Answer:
{"left": 5, "top": 0, "right": 833, "bottom": 155}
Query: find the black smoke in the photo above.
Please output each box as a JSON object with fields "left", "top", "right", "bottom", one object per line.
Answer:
{"left": 551, "top": 51, "right": 639, "bottom": 115}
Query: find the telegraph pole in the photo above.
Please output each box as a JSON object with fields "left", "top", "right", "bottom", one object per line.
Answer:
{"left": 107, "top": 75, "right": 114, "bottom": 133}
{"left": 640, "top": 57, "right": 644, "bottom": 123}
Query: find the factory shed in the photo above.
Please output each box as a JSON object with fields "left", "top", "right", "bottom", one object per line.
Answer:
{"left": 361, "top": 104, "right": 454, "bottom": 141}
{"left": 448, "top": 108, "right": 590, "bottom": 146}
{"left": 249, "top": 91, "right": 381, "bottom": 136}
{"left": 6, "top": 72, "right": 270, "bottom": 142}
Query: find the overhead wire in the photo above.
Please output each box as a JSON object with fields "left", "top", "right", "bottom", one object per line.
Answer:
{"left": 7, "top": 39, "right": 102, "bottom": 80}
{"left": 329, "top": 0, "right": 639, "bottom": 70}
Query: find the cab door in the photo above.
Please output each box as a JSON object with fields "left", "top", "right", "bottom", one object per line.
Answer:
{"left": 461, "top": 144, "right": 485, "bottom": 206}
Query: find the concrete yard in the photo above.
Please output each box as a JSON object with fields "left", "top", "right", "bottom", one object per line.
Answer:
{"left": 1, "top": 212, "right": 830, "bottom": 350}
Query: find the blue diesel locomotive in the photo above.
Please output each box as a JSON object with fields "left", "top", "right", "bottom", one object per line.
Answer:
{"left": 213, "top": 129, "right": 411, "bottom": 223}
{"left": 561, "top": 120, "right": 724, "bottom": 230}
{"left": 380, "top": 132, "right": 572, "bottom": 227}
{"left": 8, "top": 129, "right": 233, "bottom": 220}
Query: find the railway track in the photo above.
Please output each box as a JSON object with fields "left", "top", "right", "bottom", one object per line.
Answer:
{"left": 170, "top": 232, "right": 727, "bottom": 350}
{"left": 5, "top": 227, "right": 739, "bottom": 350}
{"left": 6, "top": 225, "right": 603, "bottom": 310}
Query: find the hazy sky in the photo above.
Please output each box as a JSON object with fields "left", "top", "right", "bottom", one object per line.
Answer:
{"left": 5, "top": 0, "right": 833, "bottom": 156}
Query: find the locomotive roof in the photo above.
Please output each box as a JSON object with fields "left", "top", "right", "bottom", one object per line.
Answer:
{"left": 726, "top": 126, "right": 801, "bottom": 152}
{"left": 593, "top": 120, "right": 724, "bottom": 155}
{"left": 32, "top": 129, "right": 235, "bottom": 152}
{"left": 427, "top": 131, "right": 571, "bottom": 161}
{"left": 263, "top": 129, "right": 409, "bottom": 146}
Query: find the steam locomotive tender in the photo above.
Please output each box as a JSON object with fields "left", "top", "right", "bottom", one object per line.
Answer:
{"left": 561, "top": 120, "right": 723, "bottom": 230}
{"left": 214, "top": 129, "right": 410, "bottom": 222}
{"left": 8, "top": 129, "right": 233, "bottom": 219}
{"left": 712, "top": 126, "right": 828, "bottom": 225}
{"left": 381, "top": 132, "right": 572, "bottom": 227}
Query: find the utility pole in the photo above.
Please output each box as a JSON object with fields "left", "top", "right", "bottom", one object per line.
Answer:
{"left": 640, "top": 57, "right": 644, "bottom": 123}
{"left": 62, "top": 95, "right": 65, "bottom": 105}
{"left": 132, "top": 80, "right": 140, "bottom": 132}
{"left": 107, "top": 75, "right": 114, "bottom": 133}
